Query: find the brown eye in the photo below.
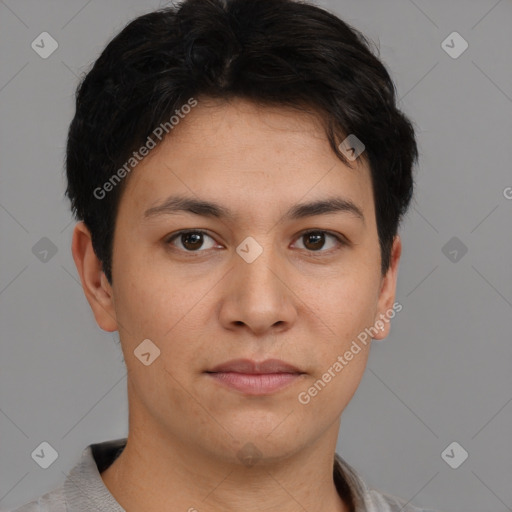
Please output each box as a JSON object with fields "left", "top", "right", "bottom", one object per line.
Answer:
{"left": 166, "top": 230, "right": 217, "bottom": 252}
{"left": 180, "top": 232, "right": 204, "bottom": 250}
{"left": 294, "top": 230, "right": 344, "bottom": 252}
{"left": 303, "top": 232, "right": 325, "bottom": 251}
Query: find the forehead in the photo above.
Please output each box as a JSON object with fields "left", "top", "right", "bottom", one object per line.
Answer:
{"left": 118, "top": 98, "right": 375, "bottom": 224}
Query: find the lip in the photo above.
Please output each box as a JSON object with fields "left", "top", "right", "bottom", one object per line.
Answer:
{"left": 205, "top": 358, "right": 305, "bottom": 395}
{"left": 208, "top": 358, "right": 302, "bottom": 374}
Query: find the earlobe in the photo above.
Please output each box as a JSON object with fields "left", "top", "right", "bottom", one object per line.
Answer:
{"left": 71, "top": 222, "right": 118, "bottom": 332}
{"left": 373, "top": 235, "right": 402, "bottom": 341}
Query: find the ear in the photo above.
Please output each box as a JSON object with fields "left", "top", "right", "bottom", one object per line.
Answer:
{"left": 372, "top": 235, "right": 402, "bottom": 340}
{"left": 71, "top": 221, "right": 118, "bottom": 332}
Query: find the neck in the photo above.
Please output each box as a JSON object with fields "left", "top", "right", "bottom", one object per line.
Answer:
{"left": 101, "top": 425, "right": 350, "bottom": 512}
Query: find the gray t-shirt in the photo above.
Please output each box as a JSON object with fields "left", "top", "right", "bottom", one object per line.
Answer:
{"left": 8, "top": 438, "right": 439, "bottom": 512}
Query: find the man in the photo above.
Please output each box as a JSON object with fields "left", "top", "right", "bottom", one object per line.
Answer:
{"left": 12, "top": 0, "right": 439, "bottom": 510}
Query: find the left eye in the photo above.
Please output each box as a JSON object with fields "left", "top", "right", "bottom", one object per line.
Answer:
{"left": 293, "top": 230, "right": 344, "bottom": 252}
{"left": 166, "top": 231, "right": 218, "bottom": 252}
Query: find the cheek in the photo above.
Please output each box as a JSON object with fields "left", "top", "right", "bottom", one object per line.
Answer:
{"left": 297, "top": 349, "right": 370, "bottom": 418}
{"left": 305, "top": 269, "right": 380, "bottom": 342}
{"left": 112, "top": 247, "right": 190, "bottom": 334}
{"left": 112, "top": 259, "right": 212, "bottom": 378}
{"left": 296, "top": 277, "right": 377, "bottom": 412}
{"left": 303, "top": 271, "right": 379, "bottom": 408}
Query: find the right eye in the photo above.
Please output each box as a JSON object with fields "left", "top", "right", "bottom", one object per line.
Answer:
{"left": 165, "top": 230, "right": 220, "bottom": 253}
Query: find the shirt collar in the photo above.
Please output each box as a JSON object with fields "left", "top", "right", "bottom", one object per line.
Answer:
{"left": 63, "top": 438, "right": 373, "bottom": 512}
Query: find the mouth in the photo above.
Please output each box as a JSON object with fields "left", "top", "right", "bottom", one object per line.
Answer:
{"left": 205, "top": 358, "right": 305, "bottom": 395}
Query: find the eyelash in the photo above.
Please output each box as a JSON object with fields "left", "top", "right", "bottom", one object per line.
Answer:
{"left": 164, "top": 229, "right": 347, "bottom": 256}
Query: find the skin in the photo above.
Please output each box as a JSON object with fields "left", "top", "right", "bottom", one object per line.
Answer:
{"left": 72, "top": 97, "right": 401, "bottom": 512}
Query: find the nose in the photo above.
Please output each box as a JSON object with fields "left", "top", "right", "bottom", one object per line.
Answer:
{"left": 218, "top": 238, "right": 297, "bottom": 336}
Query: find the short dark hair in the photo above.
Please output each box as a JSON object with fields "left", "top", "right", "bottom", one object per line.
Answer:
{"left": 65, "top": 0, "right": 418, "bottom": 285}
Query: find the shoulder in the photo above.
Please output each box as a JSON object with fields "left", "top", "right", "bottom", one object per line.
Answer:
{"left": 334, "top": 452, "right": 440, "bottom": 512}
{"left": 6, "top": 486, "right": 67, "bottom": 512}
{"left": 367, "top": 488, "right": 441, "bottom": 512}
{"left": 6, "top": 438, "right": 127, "bottom": 512}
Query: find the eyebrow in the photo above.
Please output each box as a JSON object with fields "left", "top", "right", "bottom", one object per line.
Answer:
{"left": 143, "top": 194, "right": 364, "bottom": 223}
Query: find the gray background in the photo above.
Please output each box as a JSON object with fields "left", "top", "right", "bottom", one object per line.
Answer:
{"left": 0, "top": 0, "right": 511, "bottom": 510}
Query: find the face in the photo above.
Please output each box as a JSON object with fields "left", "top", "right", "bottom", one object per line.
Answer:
{"left": 73, "top": 97, "right": 401, "bottom": 464}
